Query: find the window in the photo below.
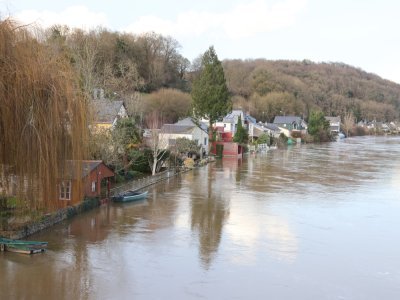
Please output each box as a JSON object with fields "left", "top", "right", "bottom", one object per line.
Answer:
{"left": 91, "top": 181, "right": 97, "bottom": 192}
{"left": 60, "top": 180, "right": 71, "bottom": 200}
{"left": 204, "top": 137, "right": 207, "bottom": 145}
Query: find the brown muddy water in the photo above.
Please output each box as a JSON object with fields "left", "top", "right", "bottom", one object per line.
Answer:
{"left": 1, "top": 136, "right": 400, "bottom": 300}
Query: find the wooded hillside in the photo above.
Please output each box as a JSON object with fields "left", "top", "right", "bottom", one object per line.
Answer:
{"left": 45, "top": 25, "right": 189, "bottom": 98}
{"left": 4, "top": 19, "right": 400, "bottom": 126}
{"left": 222, "top": 59, "right": 400, "bottom": 122}
{"left": 40, "top": 25, "right": 400, "bottom": 124}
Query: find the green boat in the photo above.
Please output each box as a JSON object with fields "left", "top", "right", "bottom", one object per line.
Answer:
{"left": 112, "top": 190, "right": 148, "bottom": 202}
{"left": 0, "top": 237, "right": 48, "bottom": 254}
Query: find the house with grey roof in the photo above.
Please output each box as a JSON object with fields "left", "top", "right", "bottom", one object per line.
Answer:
{"left": 273, "top": 115, "right": 307, "bottom": 133}
{"left": 273, "top": 116, "right": 307, "bottom": 130}
{"left": 91, "top": 99, "right": 128, "bottom": 130}
{"left": 245, "top": 114, "right": 257, "bottom": 125}
{"left": 175, "top": 117, "right": 209, "bottom": 132}
{"left": 249, "top": 122, "right": 281, "bottom": 141}
{"left": 159, "top": 118, "right": 209, "bottom": 154}
{"left": 272, "top": 115, "right": 307, "bottom": 137}
{"left": 215, "top": 110, "right": 256, "bottom": 135}
{"left": 215, "top": 110, "right": 245, "bottom": 134}
{"left": 325, "top": 116, "right": 341, "bottom": 133}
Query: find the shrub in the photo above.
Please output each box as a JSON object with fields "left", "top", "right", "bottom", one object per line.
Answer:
{"left": 302, "top": 134, "right": 314, "bottom": 143}
{"left": 198, "top": 159, "right": 208, "bottom": 166}
{"left": 277, "top": 133, "right": 288, "bottom": 148}
{"left": 257, "top": 133, "right": 270, "bottom": 145}
{"left": 115, "top": 173, "right": 125, "bottom": 183}
{"left": 124, "top": 170, "right": 139, "bottom": 180}
{"left": 183, "top": 158, "right": 195, "bottom": 169}
{"left": 350, "top": 126, "right": 368, "bottom": 136}
{"left": 131, "top": 149, "right": 152, "bottom": 173}
{"left": 169, "top": 153, "right": 183, "bottom": 167}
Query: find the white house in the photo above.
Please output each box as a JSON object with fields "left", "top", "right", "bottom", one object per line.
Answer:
{"left": 160, "top": 118, "right": 209, "bottom": 154}
{"left": 215, "top": 110, "right": 245, "bottom": 134}
{"left": 325, "top": 116, "right": 341, "bottom": 133}
{"left": 272, "top": 115, "right": 308, "bottom": 137}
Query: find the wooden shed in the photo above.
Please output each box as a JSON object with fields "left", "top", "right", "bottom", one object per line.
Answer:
{"left": 58, "top": 160, "right": 114, "bottom": 207}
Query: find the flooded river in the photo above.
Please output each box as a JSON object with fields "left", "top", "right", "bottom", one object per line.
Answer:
{"left": 1, "top": 136, "right": 400, "bottom": 299}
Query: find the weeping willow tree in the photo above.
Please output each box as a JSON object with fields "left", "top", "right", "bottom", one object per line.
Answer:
{"left": 0, "top": 20, "right": 89, "bottom": 212}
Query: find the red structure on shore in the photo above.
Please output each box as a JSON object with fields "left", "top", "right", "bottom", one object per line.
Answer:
{"left": 210, "top": 127, "right": 244, "bottom": 158}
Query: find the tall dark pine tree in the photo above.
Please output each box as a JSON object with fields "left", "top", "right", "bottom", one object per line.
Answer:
{"left": 233, "top": 115, "right": 248, "bottom": 144}
{"left": 191, "top": 46, "right": 231, "bottom": 131}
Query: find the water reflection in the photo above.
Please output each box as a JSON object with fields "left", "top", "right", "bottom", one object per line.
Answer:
{"left": 225, "top": 206, "right": 298, "bottom": 264}
{"left": 2, "top": 136, "right": 400, "bottom": 299}
{"left": 188, "top": 163, "right": 230, "bottom": 269}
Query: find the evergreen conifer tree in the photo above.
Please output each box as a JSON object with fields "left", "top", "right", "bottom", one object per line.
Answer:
{"left": 233, "top": 115, "right": 248, "bottom": 144}
{"left": 191, "top": 46, "right": 231, "bottom": 129}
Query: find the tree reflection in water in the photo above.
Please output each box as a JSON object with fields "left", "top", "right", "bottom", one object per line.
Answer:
{"left": 189, "top": 159, "right": 245, "bottom": 268}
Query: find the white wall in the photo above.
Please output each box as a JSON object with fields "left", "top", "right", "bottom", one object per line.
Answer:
{"left": 159, "top": 127, "right": 209, "bottom": 154}
{"left": 215, "top": 121, "right": 233, "bottom": 133}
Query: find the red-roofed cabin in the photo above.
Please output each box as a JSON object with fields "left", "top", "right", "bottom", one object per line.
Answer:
{"left": 58, "top": 161, "right": 114, "bottom": 207}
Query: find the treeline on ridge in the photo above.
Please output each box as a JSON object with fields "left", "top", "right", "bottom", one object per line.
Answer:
{"left": 46, "top": 25, "right": 190, "bottom": 95}
{"left": 223, "top": 59, "right": 400, "bottom": 122}
{"left": 13, "top": 22, "right": 400, "bottom": 124}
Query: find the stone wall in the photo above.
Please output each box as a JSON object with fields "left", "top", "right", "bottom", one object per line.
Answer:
{"left": 0, "top": 197, "right": 100, "bottom": 239}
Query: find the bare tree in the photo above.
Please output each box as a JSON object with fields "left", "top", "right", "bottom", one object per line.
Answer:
{"left": 143, "top": 88, "right": 191, "bottom": 123}
{"left": 342, "top": 111, "right": 355, "bottom": 137}
{"left": 67, "top": 29, "right": 99, "bottom": 99}
{"left": 145, "top": 111, "right": 169, "bottom": 175}
{"left": 124, "top": 92, "right": 145, "bottom": 132}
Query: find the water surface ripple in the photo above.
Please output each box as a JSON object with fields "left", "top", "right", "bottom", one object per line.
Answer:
{"left": 1, "top": 136, "right": 400, "bottom": 299}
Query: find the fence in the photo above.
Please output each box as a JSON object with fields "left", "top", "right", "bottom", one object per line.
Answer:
{"left": 110, "top": 168, "right": 183, "bottom": 196}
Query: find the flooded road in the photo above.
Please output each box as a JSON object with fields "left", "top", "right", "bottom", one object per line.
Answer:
{"left": 1, "top": 136, "right": 400, "bottom": 299}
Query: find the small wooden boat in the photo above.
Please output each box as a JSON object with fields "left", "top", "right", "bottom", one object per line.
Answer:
{"left": 112, "top": 190, "right": 148, "bottom": 203}
{"left": 0, "top": 237, "right": 48, "bottom": 254}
